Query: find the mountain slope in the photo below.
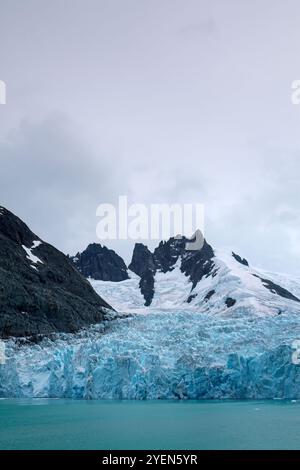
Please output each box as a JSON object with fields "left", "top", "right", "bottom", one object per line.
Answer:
{"left": 0, "top": 229, "right": 300, "bottom": 399}
{"left": 70, "top": 243, "right": 129, "bottom": 281}
{"left": 2, "top": 230, "right": 300, "bottom": 399}
{"left": 128, "top": 237, "right": 215, "bottom": 306}
{"left": 2, "top": 277, "right": 300, "bottom": 399}
{"left": 0, "top": 206, "right": 113, "bottom": 338}
{"left": 116, "top": 237, "right": 299, "bottom": 314}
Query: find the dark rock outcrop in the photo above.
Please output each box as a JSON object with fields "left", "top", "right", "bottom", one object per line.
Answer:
{"left": 153, "top": 237, "right": 186, "bottom": 273}
{"left": 225, "top": 297, "right": 236, "bottom": 308}
{"left": 152, "top": 236, "right": 215, "bottom": 287}
{"left": 187, "top": 293, "right": 198, "bottom": 303}
{"left": 180, "top": 240, "right": 215, "bottom": 288}
{"left": 0, "top": 206, "right": 113, "bottom": 339}
{"left": 252, "top": 274, "right": 300, "bottom": 302}
{"left": 232, "top": 252, "right": 249, "bottom": 267}
{"left": 128, "top": 243, "right": 155, "bottom": 277}
{"left": 129, "top": 235, "right": 215, "bottom": 306}
{"left": 204, "top": 290, "right": 215, "bottom": 302}
{"left": 70, "top": 243, "right": 129, "bottom": 282}
{"left": 129, "top": 243, "right": 156, "bottom": 305}
{"left": 139, "top": 269, "right": 155, "bottom": 307}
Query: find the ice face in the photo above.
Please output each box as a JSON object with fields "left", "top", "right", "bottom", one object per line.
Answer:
{"left": 1, "top": 309, "right": 300, "bottom": 399}
{"left": 1, "top": 251, "right": 300, "bottom": 400}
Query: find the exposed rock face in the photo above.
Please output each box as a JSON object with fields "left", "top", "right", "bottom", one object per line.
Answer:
{"left": 232, "top": 252, "right": 249, "bottom": 267}
{"left": 153, "top": 237, "right": 215, "bottom": 286}
{"left": 225, "top": 297, "right": 237, "bottom": 308}
{"left": 252, "top": 274, "right": 300, "bottom": 302}
{"left": 0, "top": 207, "right": 112, "bottom": 339}
{"left": 139, "top": 269, "right": 155, "bottom": 307}
{"left": 129, "top": 236, "right": 215, "bottom": 306}
{"left": 70, "top": 243, "right": 129, "bottom": 281}
{"left": 204, "top": 290, "right": 215, "bottom": 302}
{"left": 187, "top": 293, "right": 198, "bottom": 304}
{"left": 180, "top": 241, "right": 215, "bottom": 288}
{"left": 153, "top": 237, "right": 186, "bottom": 272}
{"left": 128, "top": 243, "right": 155, "bottom": 277}
{"left": 129, "top": 243, "right": 156, "bottom": 305}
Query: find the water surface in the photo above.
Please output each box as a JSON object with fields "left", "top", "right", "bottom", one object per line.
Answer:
{"left": 0, "top": 399, "right": 300, "bottom": 450}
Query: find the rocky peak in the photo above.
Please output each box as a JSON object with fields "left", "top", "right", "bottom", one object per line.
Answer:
{"left": 0, "top": 206, "right": 37, "bottom": 247}
{"left": 153, "top": 237, "right": 186, "bottom": 272}
{"left": 129, "top": 235, "right": 215, "bottom": 306}
{"left": 70, "top": 243, "right": 129, "bottom": 282}
{"left": 128, "top": 243, "right": 155, "bottom": 277}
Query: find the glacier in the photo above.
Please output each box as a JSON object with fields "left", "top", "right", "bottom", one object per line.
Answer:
{"left": 1, "top": 310, "right": 300, "bottom": 399}
{"left": 1, "top": 250, "right": 300, "bottom": 399}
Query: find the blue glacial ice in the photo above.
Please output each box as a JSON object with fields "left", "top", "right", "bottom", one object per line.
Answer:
{"left": 1, "top": 309, "right": 300, "bottom": 399}
{"left": 1, "top": 252, "right": 300, "bottom": 400}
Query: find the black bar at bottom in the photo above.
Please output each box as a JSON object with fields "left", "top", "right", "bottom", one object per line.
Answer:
{"left": 1, "top": 450, "right": 300, "bottom": 464}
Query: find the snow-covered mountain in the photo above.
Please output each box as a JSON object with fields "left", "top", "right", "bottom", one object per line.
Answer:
{"left": 92, "top": 238, "right": 300, "bottom": 318}
{"left": 73, "top": 236, "right": 300, "bottom": 315}
{"left": 1, "top": 235, "right": 300, "bottom": 400}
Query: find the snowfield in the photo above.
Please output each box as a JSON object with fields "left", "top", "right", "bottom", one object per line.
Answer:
{"left": 1, "top": 251, "right": 300, "bottom": 399}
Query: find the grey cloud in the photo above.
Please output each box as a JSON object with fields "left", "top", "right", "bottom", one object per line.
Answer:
{"left": 1, "top": 0, "right": 300, "bottom": 272}
{"left": 0, "top": 114, "right": 127, "bottom": 255}
{"left": 177, "top": 18, "right": 217, "bottom": 39}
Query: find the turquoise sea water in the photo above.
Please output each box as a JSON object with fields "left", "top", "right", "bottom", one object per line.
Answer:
{"left": 0, "top": 399, "right": 300, "bottom": 450}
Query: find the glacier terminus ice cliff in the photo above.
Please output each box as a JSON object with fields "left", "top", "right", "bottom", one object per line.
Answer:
{"left": 1, "top": 207, "right": 300, "bottom": 399}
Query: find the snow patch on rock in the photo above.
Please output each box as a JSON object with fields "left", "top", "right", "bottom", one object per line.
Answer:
{"left": 22, "top": 241, "right": 43, "bottom": 269}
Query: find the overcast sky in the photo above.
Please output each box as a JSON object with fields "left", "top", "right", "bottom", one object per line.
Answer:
{"left": 1, "top": 0, "right": 300, "bottom": 273}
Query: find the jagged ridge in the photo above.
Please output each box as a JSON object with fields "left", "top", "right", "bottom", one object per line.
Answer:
{"left": 129, "top": 237, "right": 215, "bottom": 305}
{"left": 69, "top": 243, "right": 129, "bottom": 282}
